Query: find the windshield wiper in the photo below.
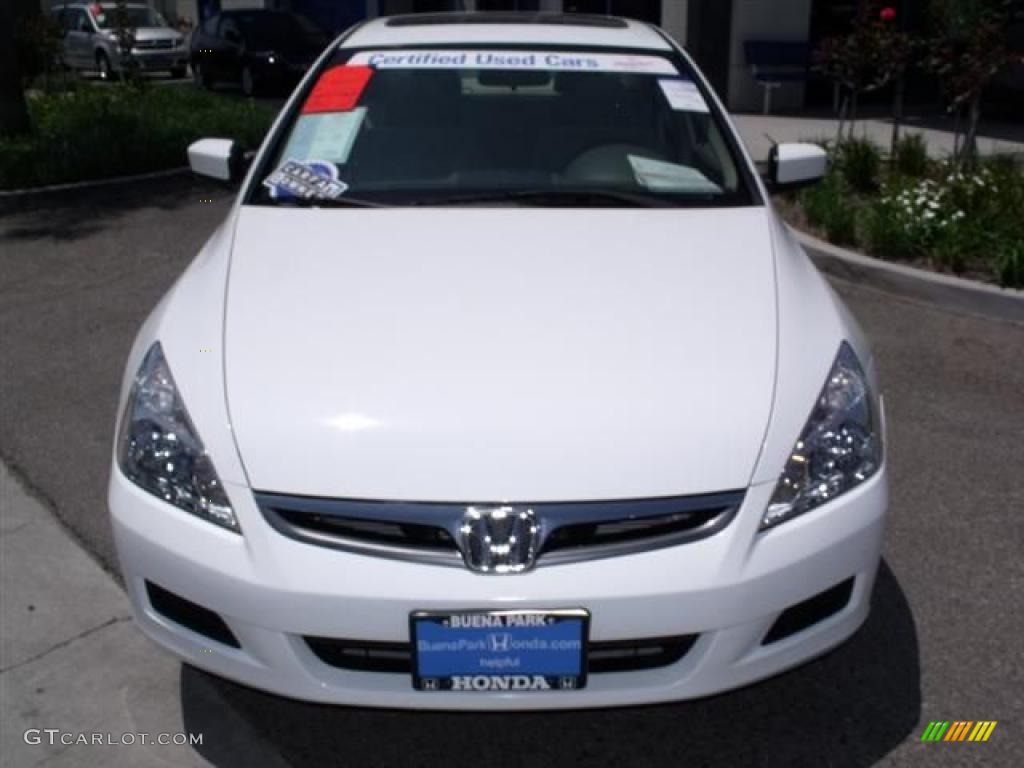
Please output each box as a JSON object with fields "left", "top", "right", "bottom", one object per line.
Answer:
{"left": 267, "top": 195, "right": 383, "bottom": 208}
{"left": 407, "top": 188, "right": 677, "bottom": 208}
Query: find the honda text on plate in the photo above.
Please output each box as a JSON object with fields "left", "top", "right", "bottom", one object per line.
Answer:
{"left": 109, "top": 12, "right": 888, "bottom": 709}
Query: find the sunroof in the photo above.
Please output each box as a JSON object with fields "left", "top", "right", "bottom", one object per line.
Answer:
{"left": 385, "top": 12, "right": 629, "bottom": 30}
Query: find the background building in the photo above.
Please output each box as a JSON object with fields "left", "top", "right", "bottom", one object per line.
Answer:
{"left": 153, "top": 0, "right": 814, "bottom": 112}
{"left": 90, "top": 0, "right": 1024, "bottom": 115}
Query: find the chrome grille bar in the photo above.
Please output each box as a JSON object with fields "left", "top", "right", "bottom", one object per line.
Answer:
{"left": 256, "top": 490, "right": 744, "bottom": 569}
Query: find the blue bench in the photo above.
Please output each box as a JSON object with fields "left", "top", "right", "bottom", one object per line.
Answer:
{"left": 744, "top": 41, "right": 811, "bottom": 114}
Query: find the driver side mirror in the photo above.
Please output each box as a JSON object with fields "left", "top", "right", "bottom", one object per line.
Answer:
{"left": 766, "top": 143, "right": 828, "bottom": 191}
{"left": 188, "top": 138, "right": 244, "bottom": 183}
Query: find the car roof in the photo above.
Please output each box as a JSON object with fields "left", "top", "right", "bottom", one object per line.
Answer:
{"left": 52, "top": 3, "right": 150, "bottom": 7}
{"left": 342, "top": 12, "right": 673, "bottom": 52}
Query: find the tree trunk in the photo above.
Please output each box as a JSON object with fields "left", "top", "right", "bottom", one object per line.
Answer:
{"left": 835, "top": 89, "right": 848, "bottom": 146}
{"left": 847, "top": 90, "right": 859, "bottom": 140}
{"left": 951, "top": 107, "right": 962, "bottom": 164}
{"left": 0, "top": 0, "right": 34, "bottom": 136}
{"left": 890, "top": 75, "right": 905, "bottom": 160}
{"left": 961, "top": 93, "right": 982, "bottom": 170}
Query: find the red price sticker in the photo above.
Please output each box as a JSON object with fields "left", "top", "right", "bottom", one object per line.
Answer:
{"left": 301, "top": 66, "right": 373, "bottom": 114}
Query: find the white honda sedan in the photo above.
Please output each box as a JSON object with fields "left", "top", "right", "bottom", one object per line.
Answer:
{"left": 109, "top": 11, "right": 887, "bottom": 709}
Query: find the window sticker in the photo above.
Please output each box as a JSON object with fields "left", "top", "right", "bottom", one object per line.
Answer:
{"left": 302, "top": 65, "right": 373, "bottom": 114}
{"left": 658, "top": 79, "right": 710, "bottom": 113}
{"left": 348, "top": 50, "right": 678, "bottom": 75}
{"left": 263, "top": 160, "right": 348, "bottom": 200}
{"left": 627, "top": 156, "right": 722, "bottom": 194}
{"left": 281, "top": 107, "right": 367, "bottom": 166}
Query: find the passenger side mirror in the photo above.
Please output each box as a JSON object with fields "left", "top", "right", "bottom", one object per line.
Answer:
{"left": 187, "top": 138, "right": 244, "bottom": 183}
{"left": 766, "top": 142, "right": 828, "bottom": 191}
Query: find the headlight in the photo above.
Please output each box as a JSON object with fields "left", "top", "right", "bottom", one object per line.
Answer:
{"left": 761, "top": 342, "right": 881, "bottom": 530}
{"left": 117, "top": 343, "right": 239, "bottom": 532}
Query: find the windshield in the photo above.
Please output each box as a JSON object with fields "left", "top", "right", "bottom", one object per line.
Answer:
{"left": 91, "top": 5, "right": 167, "bottom": 29}
{"left": 253, "top": 45, "right": 757, "bottom": 208}
{"left": 235, "top": 12, "right": 327, "bottom": 50}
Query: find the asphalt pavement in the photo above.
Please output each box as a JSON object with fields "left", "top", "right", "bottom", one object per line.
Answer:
{"left": 1, "top": 176, "right": 1022, "bottom": 767}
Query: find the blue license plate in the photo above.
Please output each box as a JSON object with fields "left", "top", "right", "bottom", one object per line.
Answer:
{"left": 411, "top": 610, "right": 589, "bottom": 692}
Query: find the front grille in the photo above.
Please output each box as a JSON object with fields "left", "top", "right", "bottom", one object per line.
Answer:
{"left": 257, "top": 490, "right": 744, "bottom": 570}
{"left": 275, "top": 511, "right": 457, "bottom": 552}
{"left": 135, "top": 39, "right": 174, "bottom": 50}
{"left": 542, "top": 508, "right": 726, "bottom": 555}
{"left": 304, "top": 635, "right": 698, "bottom": 675}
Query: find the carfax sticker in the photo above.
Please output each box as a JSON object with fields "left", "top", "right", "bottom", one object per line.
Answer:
{"left": 263, "top": 160, "right": 348, "bottom": 200}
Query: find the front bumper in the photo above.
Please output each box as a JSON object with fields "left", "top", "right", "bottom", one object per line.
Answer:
{"left": 120, "top": 49, "right": 187, "bottom": 72}
{"left": 109, "top": 467, "right": 888, "bottom": 710}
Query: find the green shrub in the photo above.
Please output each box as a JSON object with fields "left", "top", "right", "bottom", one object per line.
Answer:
{"left": 0, "top": 86, "right": 275, "bottom": 189}
{"left": 861, "top": 199, "right": 918, "bottom": 260}
{"left": 792, "top": 137, "right": 1024, "bottom": 287}
{"left": 834, "top": 138, "right": 882, "bottom": 194}
{"left": 931, "top": 218, "right": 984, "bottom": 274}
{"left": 893, "top": 134, "right": 929, "bottom": 177}
{"left": 994, "top": 241, "right": 1024, "bottom": 288}
{"left": 801, "top": 171, "right": 858, "bottom": 245}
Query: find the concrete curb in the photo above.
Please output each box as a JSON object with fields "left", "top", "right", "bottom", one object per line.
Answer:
{"left": 793, "top": 228, "right": 1024, "bottom": 326}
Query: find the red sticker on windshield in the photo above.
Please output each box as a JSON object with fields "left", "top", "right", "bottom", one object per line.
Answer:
{"left": 301, "top": 66, "right": 373, "bottom": 114}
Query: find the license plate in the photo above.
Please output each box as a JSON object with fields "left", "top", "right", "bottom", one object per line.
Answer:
{"left": 410, "top": 609, "right": 588, "bottom": 692}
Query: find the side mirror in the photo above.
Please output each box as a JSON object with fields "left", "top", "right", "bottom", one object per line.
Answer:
{"left": 767, "top": 143, "right": 828, "bottom": 191}
{"left": 187, "top": 138, "right": 244, "bottom": 182}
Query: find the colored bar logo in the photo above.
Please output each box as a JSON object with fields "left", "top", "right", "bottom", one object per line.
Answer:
{"left": 921, "top": 721, "right": 997, "bottom": 742}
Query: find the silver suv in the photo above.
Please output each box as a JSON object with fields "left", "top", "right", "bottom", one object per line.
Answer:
{"left": 52, "top": 3, "right": 187, "bottom": 79}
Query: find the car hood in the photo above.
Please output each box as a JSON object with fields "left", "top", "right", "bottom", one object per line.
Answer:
{"left": 224, "top": 207, "right": 778, "bottom": 501}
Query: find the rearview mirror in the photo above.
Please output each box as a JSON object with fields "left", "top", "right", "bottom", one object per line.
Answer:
{"left": 187, "top": 138, "right": 243, "bottom": 183}
{"left": 477, "top": 70, "right": 551, "bottom": 88}
{"left": 767, "top": 143, "right": 828, "bottom": 191}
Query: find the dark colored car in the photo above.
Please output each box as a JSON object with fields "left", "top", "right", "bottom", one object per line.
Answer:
{"left": 189, "top": 10, "right": 330, "bottom": 96}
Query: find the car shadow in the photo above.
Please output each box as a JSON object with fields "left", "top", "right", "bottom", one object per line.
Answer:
{"left": 180, "top": 560, "right": 918, "bottom": 768}
{"left": 0, "top": 174, "right": 228, "bottom": 242}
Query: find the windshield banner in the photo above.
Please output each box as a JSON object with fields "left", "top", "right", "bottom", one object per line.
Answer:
{"left": 348, "top": 50, "right": 678, "bottom": 75}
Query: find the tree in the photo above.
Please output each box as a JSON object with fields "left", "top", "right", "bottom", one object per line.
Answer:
{"left": 111, "top": 0, "right": 141, "bottom": 84}
{"left": 927, "top": 0, "right": 1019, "bottom": 168}
{"left": 814, "top": 2, "right": 910, "bottom": 145}
{"left": 871, "top": 7, "right": 915, "bottom": 156}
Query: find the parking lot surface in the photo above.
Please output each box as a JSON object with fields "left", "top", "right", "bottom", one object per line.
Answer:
{"left": 1, "top": 177, "right": 1022, "bottom": 766}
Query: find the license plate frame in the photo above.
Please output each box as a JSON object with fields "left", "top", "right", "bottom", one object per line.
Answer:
{"left": 410, "top": 609, "right": 589, "bottom": 692}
